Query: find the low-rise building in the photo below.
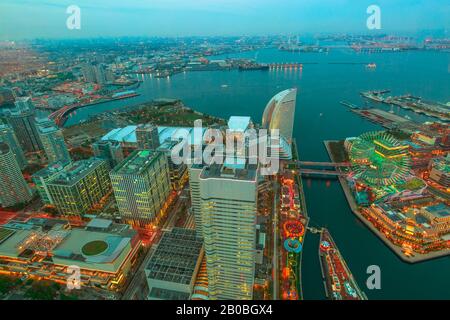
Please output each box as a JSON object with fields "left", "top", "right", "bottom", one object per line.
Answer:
{"left": 0, "top": 218, "right": 140, "bottom": 290}
{"left": 145, "top": 228, "right": 203, "bottom": 300}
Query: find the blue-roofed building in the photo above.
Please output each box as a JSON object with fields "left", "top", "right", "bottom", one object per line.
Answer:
{"left": 101, "top": 125, "right": 207, "bottom": 147}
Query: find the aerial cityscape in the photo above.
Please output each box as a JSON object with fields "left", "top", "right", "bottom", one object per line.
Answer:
{"left": 0, "top": 0, "right": 449, "bottom": 305}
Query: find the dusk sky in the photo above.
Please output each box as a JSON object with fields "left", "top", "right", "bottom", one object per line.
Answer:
{"left": 0, "top": 0, "right": 449, "bottom": 40}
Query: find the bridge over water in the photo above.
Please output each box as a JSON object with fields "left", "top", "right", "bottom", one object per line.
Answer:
{"left": 289, "top": 161, "right": 351, "bottom": 177}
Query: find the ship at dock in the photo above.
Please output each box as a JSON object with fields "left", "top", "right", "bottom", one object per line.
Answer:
{"left": 319, "top": 228, "right": 367, "bottom": 300}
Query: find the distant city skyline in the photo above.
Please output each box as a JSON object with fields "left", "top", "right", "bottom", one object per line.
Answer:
{"left": 0, "top": 0, "right": 449, "bottom": 40}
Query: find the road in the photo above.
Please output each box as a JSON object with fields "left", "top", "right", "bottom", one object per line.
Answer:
{"left": 121, "top": 246, "right": 155, "bottom": 300}
{"left": 272, "top": 181, "right": 279, "bottom": 300}
{"left": 122, "top": 189, "right": 187, "bottom": 300}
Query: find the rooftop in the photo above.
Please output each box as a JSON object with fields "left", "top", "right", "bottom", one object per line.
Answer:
{"left": 86, "top": 218, "right": 113, "bottom": 230}
{"left": 101, "top": 125, "right": 206, "bottom": 146}
{"left": 227, "top": 116, "right": 251, "bottom": 133}
{"left": 32, "top": 161, "right": 69, "bottom": 179}
{"left": 424, "top": 203, "right": 450, "bottom": 218}
{"left": 200, "top": 160, "right": 258, "bottom": 181}
{"left": 112, "top": 150, "right": 161, "bottom": 175}
{"left": 146, "top": 228, "right": 203, "bottom": 285}
{"left": 48, "top": 158, "right": 105, "bottom": 186}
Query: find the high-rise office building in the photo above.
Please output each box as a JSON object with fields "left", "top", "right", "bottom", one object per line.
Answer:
{"left": 3, "top": 107, "right": 42, "bottom": 153}
{"left": 46, "top": 158, "right": 111, "bottom": 216}
{"left": 0, "top": 122, "right": 27, "bottom": 169}
{"left": 199, "top": 161, "right": 258, "bottom": 300}
{"left": 0, "top": 143, "right": 33, "bottom": 208}
{"left": 32, "top": 161, "right": 70, "bottom": 205}
{"left": 110, "top": 150, "right": 171, "bottom": 228}
{"left": 136, "top": 123, "right": 160, "bottom": 150}
{"left": 37, "top": 118, "right": 71, "bottom": 164}
{"left": 92, "top": 140, "right": 124, "bottom": 169}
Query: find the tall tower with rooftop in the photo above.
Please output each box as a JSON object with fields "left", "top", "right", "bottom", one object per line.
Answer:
{"left": 199, "top": 161, "right": 258, "bottom": 300}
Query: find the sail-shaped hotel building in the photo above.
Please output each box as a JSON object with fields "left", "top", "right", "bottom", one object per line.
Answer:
{"left": 262, "top": 88, "right": 297, "bottom": 159}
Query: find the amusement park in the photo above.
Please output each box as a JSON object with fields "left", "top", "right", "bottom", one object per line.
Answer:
{"left": 278, "top": 170, "right": 308, "bottom": 300}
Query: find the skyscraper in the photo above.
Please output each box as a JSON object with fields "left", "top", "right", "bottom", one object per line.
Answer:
{"left": 136, "top": 123, "right": 160, "bottom": 150}
{"left": 0, "top": 143, "right": 33, "bottom": 208}
{"left": 0, "top": 122, "right": 27, "bottom": 169}
{"left": 92, "top": 140, "right": 124, "bottom": 169}
{"left": 3, "top": 107, "right": 42, "bottom": 153}
{"left": 110, "top": 150, "right": 171, "bottom": 228}
{"left": 37, "top": 118, "right": 71, "bottom": 164}
{"left": 46, "top": 158, "right": 111, "bottom": 216}
{"left": 199, "top": 161, "right": 258, "bottom": 300}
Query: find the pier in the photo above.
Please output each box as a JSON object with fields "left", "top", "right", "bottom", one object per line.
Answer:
{"left": 268, "top": 63, "right": 305, "bottom": 70}
{"left": 318, "top": 228, "right": 367, "bottom": 300}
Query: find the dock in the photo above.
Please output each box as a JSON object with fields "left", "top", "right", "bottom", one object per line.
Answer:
{"left": 361, "top": 90, "right": 450, "bottom": 121}
{"left": 318, "top": 228, "right": 367, "bottom": 300}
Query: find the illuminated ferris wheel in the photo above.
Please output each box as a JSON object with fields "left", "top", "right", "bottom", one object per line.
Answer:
{"left": 348, "top": 131, "right": 411, "bottom": 186}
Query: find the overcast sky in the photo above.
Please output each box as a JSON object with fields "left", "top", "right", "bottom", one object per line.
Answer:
{"left": 0, "top": 0, "right": 448, "bottom": 40}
